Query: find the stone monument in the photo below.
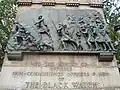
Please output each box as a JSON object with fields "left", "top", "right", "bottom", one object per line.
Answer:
{"left": 0, "top": 0, "right": 120, "bottom": 90}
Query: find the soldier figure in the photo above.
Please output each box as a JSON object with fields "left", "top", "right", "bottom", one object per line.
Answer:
{"left": 11, "top": 21, "right": 37, "bottom": 50}
{"left": 100, "top": 29, "right": 116, "bottom": 51}
{"left": 13, "top": 22, "right": 26, "bottom": 46}
{"left": 88, "top": 23, "right": 101, "bottom": 51}
{"left": 14, "top": 21, "right": 26, "bottom": 33}
{"left": 34, "top": 15, "right": 52, "bottom": 40}
{"left": 34, "top": 15, "right": 54, "bottom": 51}
{"left": 76, "top": 30, "right": 84, "bottom": 50}
{"left": 57, "top": 23, "right": 77, "bottom": 50}
{"left": 24, "top": 31, "right": 36, "bottom": 47}
{"left": 93, "top": 25, "right": 106, "bottom": 51}
{"left": 57, "top": 24, "right": 72, "bottom": 41}
{"left": 66, "top": 15, "right": 76, "bottom": 28}
{"left": 93, "top": 20, "right": 114, "bottom": 51}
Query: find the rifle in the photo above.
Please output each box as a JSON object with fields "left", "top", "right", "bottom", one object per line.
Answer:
{"left": 52, "top": 20, "right": 58, "bottom": 31}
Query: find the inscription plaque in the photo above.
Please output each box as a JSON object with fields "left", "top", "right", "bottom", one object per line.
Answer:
{"left": 0, "top": 55, "right": 120, "bottom": 90}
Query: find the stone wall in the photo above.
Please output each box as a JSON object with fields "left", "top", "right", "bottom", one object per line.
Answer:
{"left": 0, "top": 54, "right": 120, "bottom": 89}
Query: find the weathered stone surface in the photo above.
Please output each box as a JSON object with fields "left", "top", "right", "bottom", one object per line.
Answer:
{"left": 0, "top": 0, "right": 120, "bottom": 90}
{"left": 0, "top": 54, "right": 120, "bottom": 90}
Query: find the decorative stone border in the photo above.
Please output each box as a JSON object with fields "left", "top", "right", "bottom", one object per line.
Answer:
{"left": 65, "top": 3, "right": 80, "bottom": 7}
{"left": 7, "top": 51, "right": 114, "bottom": 62}
{"left": 17, "top": 0, "right": 32, "bottom": 6}
{"left": 17, "top": 0, "right": 103, "bottom": 8}
{"left": 42, "top": 2, "right": 56, "bottom": 6}
{"left": 89, "top": 3, "right": 104, "bottom": 8}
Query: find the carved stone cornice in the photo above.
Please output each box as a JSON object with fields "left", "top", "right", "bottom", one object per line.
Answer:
{"left": 65, "top": 0, "right": 79, "bottom": 7}
{"left": 65, "top": 3, "right": 79, "bottom": 7}
{"left": 17, "top": 0, "right": 32, "bottom": 6}
{"left": 42, "top": 0, "right": 56, "bottom": 6}
{"left": 89, "top": 0, "right": 104, "bottom": 8}
{"left": 89, "top": 3, "right": 103, "bottom": 8}
{"left": 17, "top": 0, "right": 104, "bottom": 8}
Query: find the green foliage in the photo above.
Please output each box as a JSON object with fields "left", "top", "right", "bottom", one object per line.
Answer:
{"left": 103, "top": 0, "right": 120, "bottom": 63}
{"left": 0, "top": 0, "right": 17, "bottom": 66}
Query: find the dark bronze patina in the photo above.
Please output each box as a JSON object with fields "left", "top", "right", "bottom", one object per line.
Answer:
{"left": 7, "top": 9, "right": 115, "bottom": 61}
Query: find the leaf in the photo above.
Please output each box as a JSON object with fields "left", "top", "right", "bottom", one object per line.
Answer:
{"left": 103, "top": 0, "right": 120, "bottom": 64}
{"left": 0, "top": 0, "right": 17, "bottom": 67}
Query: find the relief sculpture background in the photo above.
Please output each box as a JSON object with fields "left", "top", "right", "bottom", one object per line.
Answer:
{"left": 7, "top": 9, "right": 115, "bottom": 52}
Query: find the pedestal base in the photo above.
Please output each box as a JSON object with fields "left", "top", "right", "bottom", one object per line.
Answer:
{"left": 0, "top": 54, "right": 120, "bottom": 90}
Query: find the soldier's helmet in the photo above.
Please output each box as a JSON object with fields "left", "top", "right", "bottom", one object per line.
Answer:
{"left": 64, "top": 25, "right": 67, "bottom": 28}
{"left": 58, "top": 23, "right": 63, "bottom": 28}
{"left": 38, "top": 15, "right": 42, "bottom": 20}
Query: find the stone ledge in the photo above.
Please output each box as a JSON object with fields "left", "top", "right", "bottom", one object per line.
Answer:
{"left": 7, "top": 51, "right": 23, "bottom": 61}
{"left": 99, "top": 53, "right": 114, "bottom": 62}
{"left": 7, "top": 51, "right": 115, "bottom": 62}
